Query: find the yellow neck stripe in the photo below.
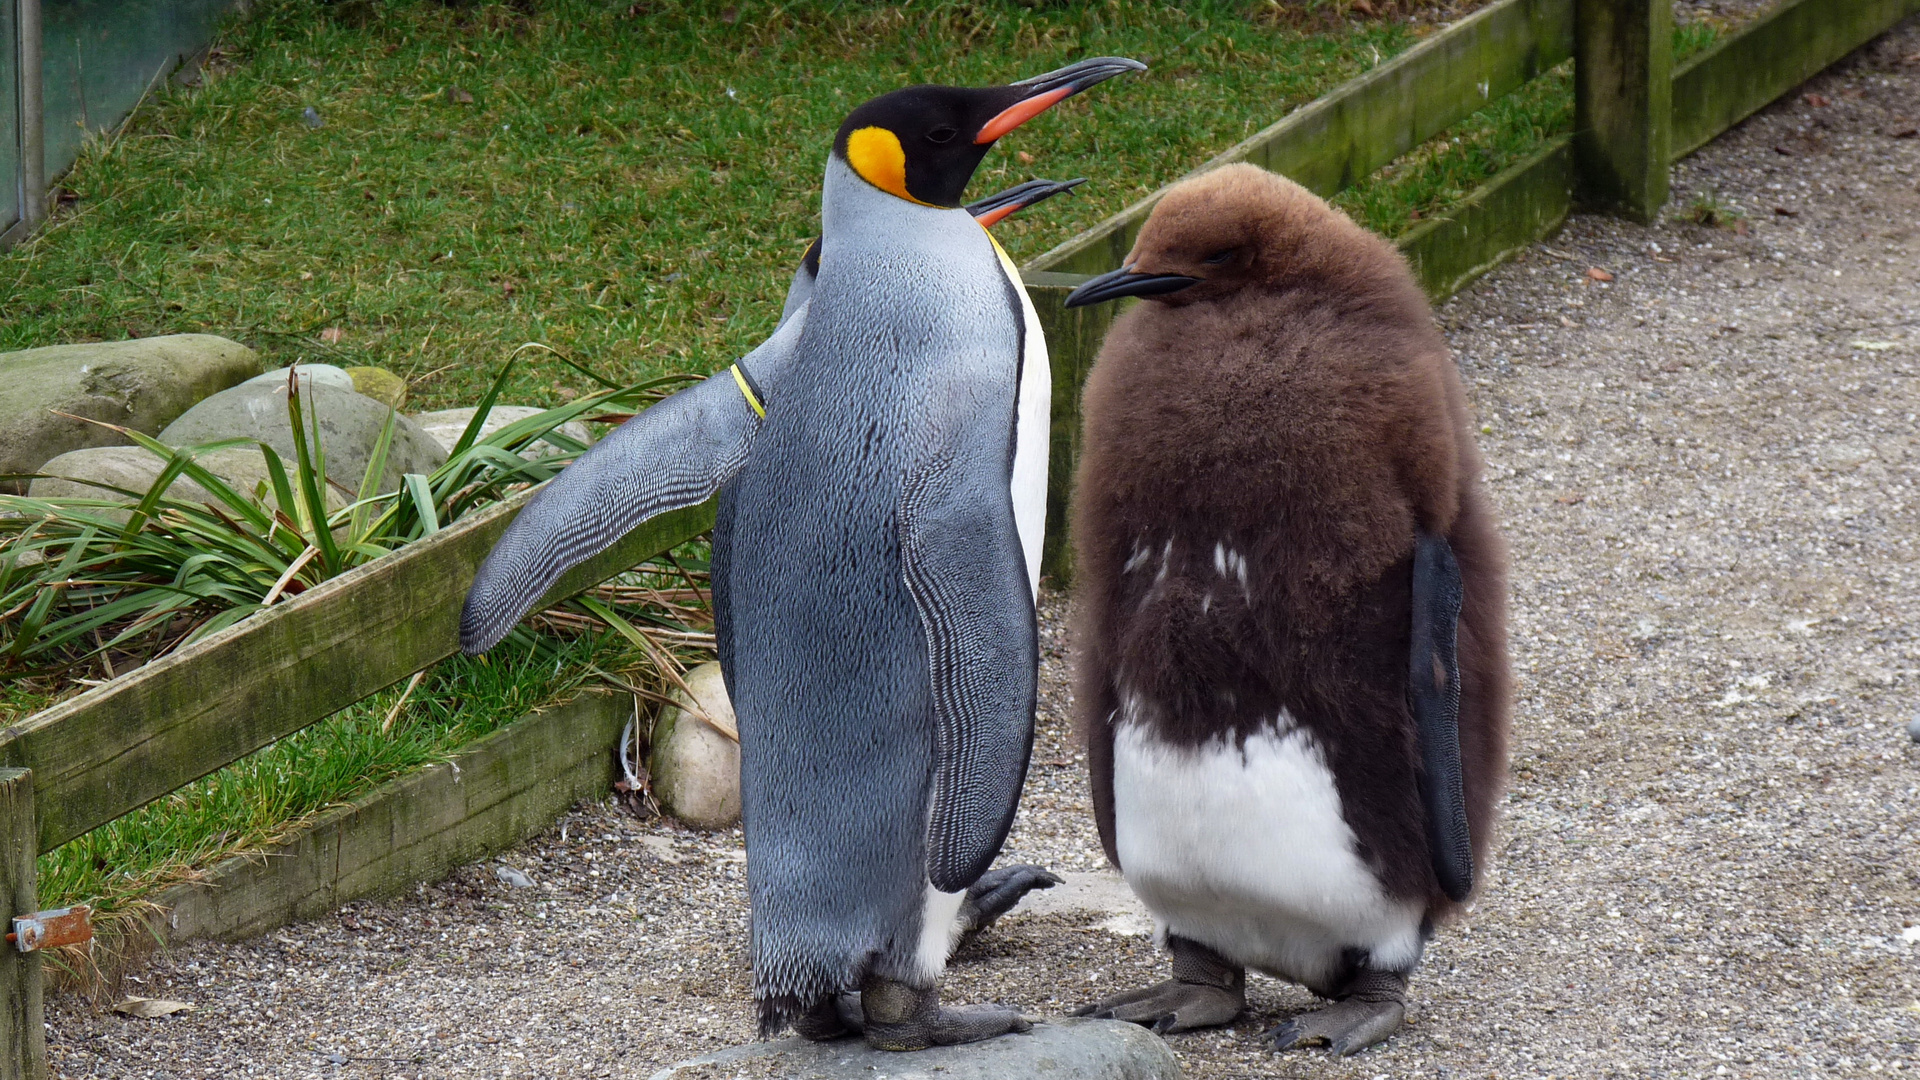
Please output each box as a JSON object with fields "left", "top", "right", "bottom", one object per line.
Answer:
{"left": 845, "top": 126, "right": 937, "bottom": 207}
{"left": 730, "top": 364, "right": 766, "bottom": 418}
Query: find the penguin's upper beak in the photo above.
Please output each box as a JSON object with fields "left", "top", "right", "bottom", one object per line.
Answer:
{"left": 1063, "top": 263, "right": 1199, "bottom": 308}
{"left": 974, "top": 57, "right": 1148, "bottom": 144}
{"left": 965, "top": 177, "right": 1088, "bottom": 228}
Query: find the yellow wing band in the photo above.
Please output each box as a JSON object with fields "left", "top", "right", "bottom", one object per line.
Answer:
{"left": 730, "top": 364, "right": 766, "bottom": 419}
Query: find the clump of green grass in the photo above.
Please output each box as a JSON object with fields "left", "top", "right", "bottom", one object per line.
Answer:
{"left": 1683, "top": 188, "right": 1747, "bottom": 230}
{"left": 0, "top": 0, "right": 1429, "bottom": 412}
{"left": 0, "top": 353, "right": 691, "bottom": 686}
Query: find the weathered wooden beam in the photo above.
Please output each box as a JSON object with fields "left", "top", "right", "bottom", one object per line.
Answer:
{"left": 1671, "top": 0, "right": 1920, "bottom": 158}
{"left": 0, "top": 769, "right": 45, "bottom": 1080}
{"left": 0, "top": 491, "right": 714, "bottom": 854}
{"left": 1399, "top": 135, "right": 1575, "bottom": 300}
{"left": 1026, "top": 0, "right": 1575, "bottom": 276}
{"left": 1573, "top": 0, "right": 1671, "bottom": 221}
{"left": 154, "top": 692, "right": 629, "bottom": 944}
{"left": 1025, "top": 273, "right": 1111, "bottom": 585}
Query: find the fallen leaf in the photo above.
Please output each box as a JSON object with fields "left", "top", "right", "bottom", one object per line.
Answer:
{"left": 114, "top": 997, "right": 194, "bottom": 1019}
{"left": 1888, "top": 125, "right": 1919, "bottom": 139}
{"left": 1803, "top": 93, "right": 1831, "bottom": 107}
{"left": 1773, "top": 206, "right": 1799, "bottom": 217}
{"left": 1016, "top": 150, "right": 1035, "bottom": 165}
{"left": 1350, "top": 0, "right": 1376, "bottom": 14}
{"left": 319, "top": 326, "right": 345, "bottom": 345}
{"left": 1586, "top": 267, "right": 1614, "bottom": 282}
{"left": 1733, "top": 220, "right": 1749, "bottom": 236}
{"left": 1773, "top": 145, "right": 1795, "bottom": 156}
{"left": 1556, "top": 492, "right": 1585, "bottom": 505}
{"left": 446, "top": 85, "right": 473, "bottom": 105}
{"left": 1559, "top": 315, "right": 1576, "bottom": 328}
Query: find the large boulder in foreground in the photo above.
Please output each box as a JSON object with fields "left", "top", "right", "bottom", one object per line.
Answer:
{"left": 649, "top": 661, "right": 741, "bottom": 830}
{"left": 28, "top": 445, "right": 347, "bottom": 523}
{"left": 412, "top": 406, "right": 595, "bottom": 460}
{"left": 0, "top": 335, "right": 259, "bottom": 493}
{"left": 648, "top": 1018, "right": 1182, "bottom": 1080}
{"left": 159, "top": 370, "right": 446, "bottom": 495}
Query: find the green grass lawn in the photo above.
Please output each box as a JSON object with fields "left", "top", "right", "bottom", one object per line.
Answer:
{"left": 0, "top": 0, "right": 1458, "bottom": 414}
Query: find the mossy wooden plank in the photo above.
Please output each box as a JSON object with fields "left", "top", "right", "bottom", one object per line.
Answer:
{"left": 155, "top": 692, "right": 628, "bottom": 944}
{"left": 0, "top": 770, "right": 45, "bottom": 1080}
{"left": 1, "top": 487, "right": 713, "bottom": 854}
{"left": 1573, "top": 0, "right": 1671, "bottom": 221}
{"left": 1026, "top": 274, "right": 1113, "bottom": 585}
{"left": 1671, "top": 0, "right": 1920, "bottom": 158}
{"left": 1026, "top": 0, "right": 1575, "bottom": 276}
{"left": 1399, "top": 135, "right": 1574, "bottom": 300}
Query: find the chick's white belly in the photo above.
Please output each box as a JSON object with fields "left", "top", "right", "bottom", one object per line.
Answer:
{"left": 1111, "top": 717, "right": 1425, "bottom": 991}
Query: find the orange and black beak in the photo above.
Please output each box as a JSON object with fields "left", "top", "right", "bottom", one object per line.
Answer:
{"left": 964, "top": 177, "right": 1088, "bottom": 228}
{"left": 1063, "top": 263, "right": 1199, "bottom": 308}
{"left": 975, "top": 57, "right": 1149, "bottom": 145}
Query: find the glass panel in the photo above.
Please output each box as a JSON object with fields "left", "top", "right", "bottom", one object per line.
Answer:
{"left": 39, "top": 0, "right": 232, "bottom": 181}
{"left": 1, "top": 0, "right": 19, "bottom": 233}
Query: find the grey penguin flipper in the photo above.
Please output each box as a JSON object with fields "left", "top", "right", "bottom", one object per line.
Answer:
{"left": 459, "top": 316, "right": 800, "bottom": 654}
{"left": 899, "top": 458, "right": 1038, "bottom": 893}
{"left": 1410, "top": 529, "right": 1472, "bottom": 902}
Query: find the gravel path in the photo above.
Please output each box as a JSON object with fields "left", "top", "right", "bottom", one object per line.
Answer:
{"left": 47, "top": 19, "right": 1920, "bottom": 1080}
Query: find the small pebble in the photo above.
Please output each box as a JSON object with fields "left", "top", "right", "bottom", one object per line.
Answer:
{"left": 302, "top": 106, "right": 324, "bottom": 129}
{"left": 495, "top": 865, "right": 534, "bottom": 888}
{"left": 1907, "top": 715, "right": 1920, "bottom": 743}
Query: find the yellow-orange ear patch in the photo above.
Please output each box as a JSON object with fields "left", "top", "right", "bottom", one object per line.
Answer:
{"left": 846, "top": 126, "right": 933, "bottom": 206}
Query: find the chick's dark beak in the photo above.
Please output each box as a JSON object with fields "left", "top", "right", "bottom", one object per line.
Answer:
{"left": 1063, "top": 263, "right": 1199, "bottom": 308}
{"left": 974, "top": 57, "right": 1148, "bottom": 144}
{"left": 964, "top": 177, "right": 1088, "bottom": 228}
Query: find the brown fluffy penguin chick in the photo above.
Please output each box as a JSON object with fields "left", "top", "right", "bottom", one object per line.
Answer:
{"left": 1063, "top": 162, "right": 1511, "bottom": 1057}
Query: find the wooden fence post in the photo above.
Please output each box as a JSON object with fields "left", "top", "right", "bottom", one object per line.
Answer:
{"left": 1573, "top": 0, "right": 1672, "bottom": 222}
{"left": 0, "top": 769, "right": 46, "bottom": 1080}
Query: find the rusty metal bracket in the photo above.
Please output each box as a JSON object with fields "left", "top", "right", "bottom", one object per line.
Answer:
{"left": 7, "top": 905, "right": 92, "bottom": 952}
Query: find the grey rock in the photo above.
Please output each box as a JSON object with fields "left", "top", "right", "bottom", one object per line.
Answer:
{"left": 495, "top": 865, "right": 535, "bottom": 889}
{"left": 1907, "top": 715, "right": 1920, "bottom": 743}
{"left": 159, "top": 377, "right": 446, "bottom": 495}
{"left": 649, "top": 1018, "right": 1181, "bottom": 1080}
{"left": 411, "top": 406, "right": 594, "bottom": 460}
{"left": 649, "top": 662, "right": 741, "bottom": 830}
{"left": 1014, "top": 872, "right": 1154, "bottom": 938}
{"left": 0, "top": 334, "right": 259, "bottom": 493}
{"left": 28, "top": 445, "right": 346, "bottom": 523}
{"left": 242, "top": 363, "right": 354, "bottom": 393}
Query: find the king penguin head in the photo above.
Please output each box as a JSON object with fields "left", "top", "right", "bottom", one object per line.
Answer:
{"left": 832, "top": 57, "right": 1145, "bottom": 208}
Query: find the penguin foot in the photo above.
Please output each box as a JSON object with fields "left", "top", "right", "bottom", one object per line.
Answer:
{"left": 1068, "top": 978, "right": 1245, "bottom": 1034}
{"left": 791, "top": 992, "right": 864, "bottom": 1041}
{"left": 957, "top": 864, "right": 1064, "bottom": 940}
{"left": 859, "top": 977, "right": 1033, "bottom": 1051}
{"left": 1069, "top": 934, "right": 1246, "bottom": 1034}
{"left": 1263, "top": 971, "right": 1407, "bottom": 1057}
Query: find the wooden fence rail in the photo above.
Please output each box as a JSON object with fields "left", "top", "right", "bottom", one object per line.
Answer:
{"left": 4, "top": 0, "right": 1917, "bottom": 1073}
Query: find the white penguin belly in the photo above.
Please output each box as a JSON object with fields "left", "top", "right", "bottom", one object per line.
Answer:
{"left": 988, "top": 234, "right": 1050, "bottom": 599}
{"left": 1111, "top": 714, "right": 1426, "bottom": 990}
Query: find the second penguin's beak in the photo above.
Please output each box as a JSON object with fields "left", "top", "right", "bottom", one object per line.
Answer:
{"left": 1063, "top": 263, "right": 1199, "bottom": 308}
{"left": 965, "top": 177, "right": 1088, "bottom": 228}
{"left": 975, "top": 57, "right": 1148, "bottom": 144}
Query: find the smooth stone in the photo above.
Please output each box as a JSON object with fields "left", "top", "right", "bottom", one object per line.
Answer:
{"left": 1907, "top": 715, "right": 1920, "bottom": 743}
{"left": 411, "top": 405, "right": 594, "bottom": 459}
{"left": 159, "top": 379, "right": 446, "bottom": 495}
{"left": 1014, "top": 871, "right": 1155, "bottom": 938}
{"left": 343, "top": 366, "right": 408, "bottom": 410}
{"left": 649, "top": 661, "right": 741, "bottom": 830}
{"left": 28, "top": 445, "right": 346, "bottom": 524}
{"left": 242, "top": 363, "right": 354, "bottom": 392}
{"left": 0, "top": 334, "right": 259, "bottom": 493}
{"left": 649, "top": 1018, "right": 1182, "bottom": 1080}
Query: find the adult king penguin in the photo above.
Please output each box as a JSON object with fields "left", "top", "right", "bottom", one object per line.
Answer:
{"left": 460, "top": 59, "right": 1144, "bottom": 1049}
{"left": 1060, "top": 163, "right": 1511, "bottom": 1056}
